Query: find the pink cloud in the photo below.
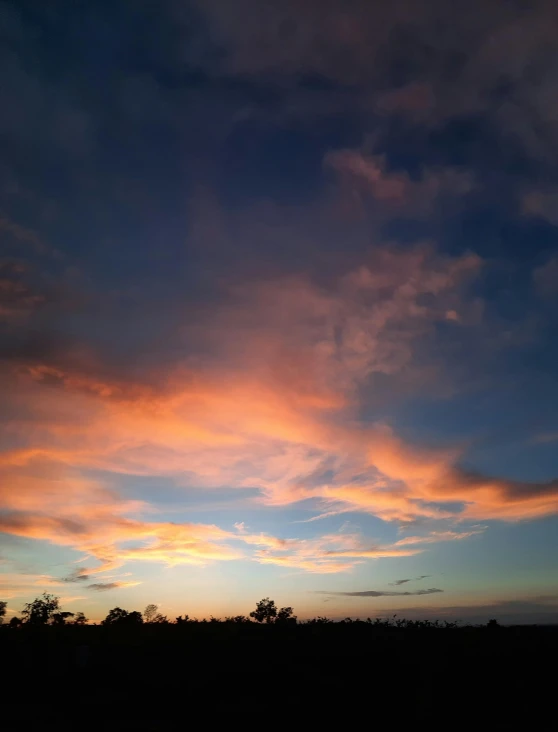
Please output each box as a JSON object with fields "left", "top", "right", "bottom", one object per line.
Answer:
{"left": 1, "top": 242, "right": 557, "bottom": 594}
{"left": 324, "top": 149, "right": 474, "bottom": 216}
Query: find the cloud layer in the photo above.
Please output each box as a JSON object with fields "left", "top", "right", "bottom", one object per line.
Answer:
{"left": 1, "top": 235, "right": 557, "bottom": 595}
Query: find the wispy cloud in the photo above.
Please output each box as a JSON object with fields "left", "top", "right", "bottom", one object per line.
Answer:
{"left": 86, "top": 581, "right": 141, "bottom": 592}
{"left": 316, "top": 588, "right": 443, "bottom": 597}
{"left": 0, "top": 241, "right": 555, "bottom": 591}
{"left": 62, "top": 568, "right": 90, "bottom": 583}
{"left": 393, "top": 530, "right": 485, "bottom": 547}
{"left": 0, "top": 571, "right": 68, "bottom": 599}
{"left": 325, "top": 149, "right": 474, "bottom": 217}
{"left": 390, "top": 575, "right": 431, "bottom": 586}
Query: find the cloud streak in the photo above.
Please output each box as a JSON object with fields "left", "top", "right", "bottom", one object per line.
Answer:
{"left": 316, "top": 588, "right": 443, "bottom": 597}
{"left": 62, "top": 568, "right": 90, "bottom": 583}
{"left": 86, "top": 581, "right": 140, "bottom": 592}
{"left": 390, "top": 575, "right": 431, "bottom": 586}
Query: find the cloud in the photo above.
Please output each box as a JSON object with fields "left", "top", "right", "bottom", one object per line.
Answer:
{"left": 393, "top": 531, "right": 485, "bottom": 546}
{"left": 0, "top": 238, "right": 556, "bottom": 592}
{"left": 325, "top": 149, "right": 474, "bottom": 217}
{"left": 0, "top": 244, "right": 484, "bottom": 496}
{"left": 0, "top": 502, "right": 246, "bottom": 577}
{"left": 390, "top": 575, "right": 431, "bottom": 586}
{"left": 317, "top": 588, "right": 443, "bottom": 597}
{"left": 332, "top": 431, "right": 558, "bottom": 522}
{"left": 0, "top": 571, "right": 69, "bottom": 599}
{"left": 0, "top": 260, "right": 45, "bottom": 321}
{"left": 247, "top": 530, "right": 425, "bottom": 573}
{"left": 192, "top": 0, "right": 506, "bottom": 86}
{"left": 62, "top": 568, "right": 90, "bottom": 583}
{"left": 194, "top": 0, "right": 558, "bottom": 162}
{"left": 0, "top": 451, "right": 486, "bottom": 582}
{"left": 86, "top": 581, "right": 140, "bottom": 592}
{"left": 376, "top": 82, "right": 435, "bottom": 120}
{"left": 0, "top": 215, "right": 51, "bottom": 257}
{"left": 533, "top": 256, "right": 558, "bottom": 299}
{"left": 523, "top": 191, "right": 558, "bottom": 226}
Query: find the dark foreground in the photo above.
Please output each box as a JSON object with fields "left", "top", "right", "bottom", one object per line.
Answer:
{"left": 3, "top": 623, "right": 557, "bottom": 729}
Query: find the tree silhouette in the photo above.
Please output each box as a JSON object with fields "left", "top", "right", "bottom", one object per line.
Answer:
{"left": 9, "top": 616, "right": 22, "bottom": 628}
{"left": 126, "top": 611, "right": 144, "bottom": 625}
{"left": 21, "top": 593, "right": 60, "bottom": 626}
{"left": 52, "top": 611, "right": 75, "bottom": 626}
{"left": 144, "top": 604, "right": 158, "bottom": 623}
{"left": 72, "top": 611, "right": 88, "bottom": 625}
{"left": 250, "top": 598, "right": 278, "bottom": 623}
{"left": 276, "top": 606, "right": 297, "bottom": 624}
{"left": 0, "top": 600, "right": 6, "bottom": 623}
{"left": 144, "top": 604, "right": 168, "bottom": 623}
{"left": 249, "top": 598, "right": 297, "bottom": 624}
{"left": 102, "top": 607, "right": 143, "bottom": 626}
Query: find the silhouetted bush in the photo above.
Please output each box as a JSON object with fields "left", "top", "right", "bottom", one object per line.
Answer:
{"left": 102, "top": 607, "right": 144, "bottom": 626}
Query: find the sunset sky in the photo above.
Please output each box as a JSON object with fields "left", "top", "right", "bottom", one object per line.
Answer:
{"left": 1, "top": 0, "right": 558, "bottom": 625}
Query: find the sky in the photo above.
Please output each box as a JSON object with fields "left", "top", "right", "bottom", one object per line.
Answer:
{"left": 1, "top": 0, "right": 558, "bottom": 625}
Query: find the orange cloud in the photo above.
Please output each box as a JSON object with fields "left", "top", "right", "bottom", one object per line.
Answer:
{"left": 393, "top": 530, "right": 485, "bottom": 546}
{"left": 1, "top": 243, "right": 557, "bottom": 595}
{"left": 0, "top": 573, "right": 66, "bottom": 599}
{"left": 244, "top": 530, "right": 425, "bottom": 572}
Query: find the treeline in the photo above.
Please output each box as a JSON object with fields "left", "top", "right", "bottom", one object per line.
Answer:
{"left": 2, "top": 592, "right": 556, "bottom": 729}
{"left": 1, "top": 592, "right": 496, "bottom": 629}
{"left": 0, "top": 594, "right": 88, "bottom": 627}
